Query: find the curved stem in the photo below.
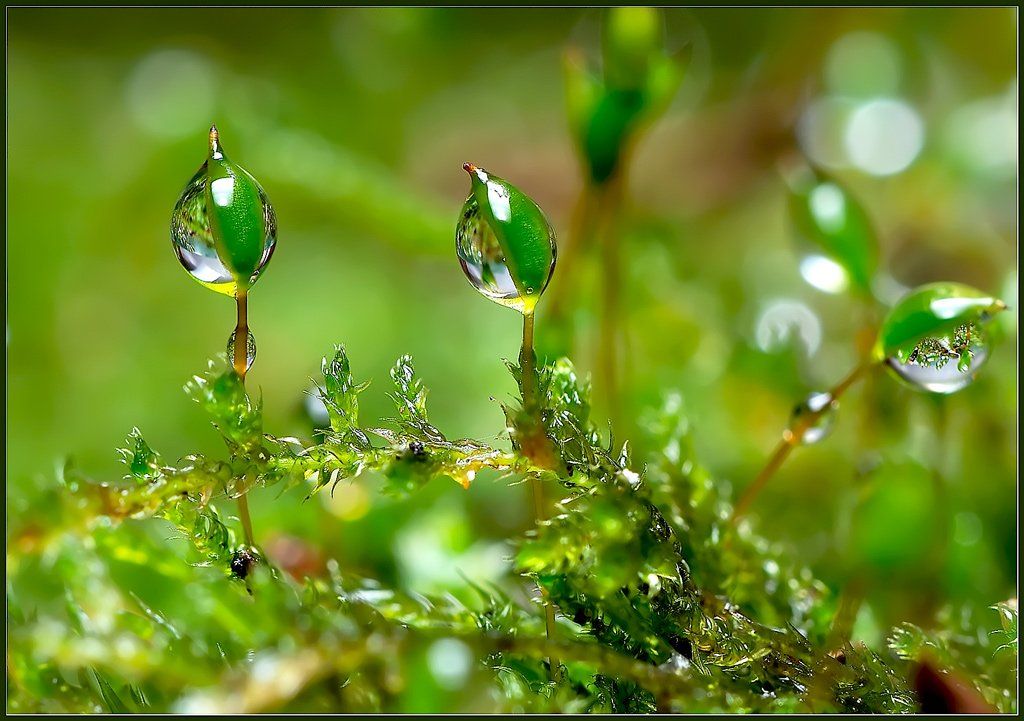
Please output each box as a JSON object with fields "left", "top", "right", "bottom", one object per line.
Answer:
{"left": 233, "top": 290, "right": 255, "bottom": 547}
{"left": 519, "top": 310, "right": 561, "bottom": 682}
{"left": 732, "top": 361, "right": 876, "bottom": 523}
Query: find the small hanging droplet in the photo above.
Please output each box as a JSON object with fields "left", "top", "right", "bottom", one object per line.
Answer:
{"left": 885, "top": 322, "right": 990, "bottom": 394}
{"left": 789, "top": 391, "right": 838, "bottom": 445}
{"left": 171, "top": 125, "right": 277, "bottom": 296}
{"left": 226, "top": 329, "right": 257, "bottom": 372}
{"left": 455, "top": 164, "right": 557, "bottom": 314}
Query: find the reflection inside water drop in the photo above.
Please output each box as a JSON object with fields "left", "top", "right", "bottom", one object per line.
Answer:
{"left": 226, "top": 329, "right": 257, "bottom": 372}
{"left": 455, "top": 194, "right": 525, "bottom": 311}
{"left": 886, "top": 323, "right": 989, "bottom": 394}
{"left": 790, "top": 391, "right": 837, "bottom": 445}
{"left": 171, "top": 163, "right": 277, "bottom": 296}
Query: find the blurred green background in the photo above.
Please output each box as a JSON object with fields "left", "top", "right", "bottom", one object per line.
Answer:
{"left": 7, "top": 6, "right": 1017, "bottom": 641}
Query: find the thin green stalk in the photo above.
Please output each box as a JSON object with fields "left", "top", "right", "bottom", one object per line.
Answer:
{"left": 803, "top": 577, "right": 866, "bottom": 712}
{"left": 520, "top": 310, "right": 562, "bottom": 682}
{"left": 233, "top": 290, "right": 256, "bottom": 548}
{"left": 595, "top": 175, "right": 626, "bottom": 439}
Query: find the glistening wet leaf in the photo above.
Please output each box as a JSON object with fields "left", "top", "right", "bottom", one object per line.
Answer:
{"left": 170, "top": 127, "right": 277, "bottom": 296}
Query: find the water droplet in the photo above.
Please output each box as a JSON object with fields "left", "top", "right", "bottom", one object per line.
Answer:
{"left": 455, "top": 164, "right": 556, "bottom": 314}
{"left": 171, "top": 128, "right": 277, "bottom": 296}
{"left": 226, "top": 329, "right": 256, "bottom": 372}
{"left": 885, "top": 322, "right": 990, "bottom": 394}
{"left": 789, "top": 391, "right": 837, "bottom": 445}
{"left": 456, "top": 194, "right": 527, "bottom": 311}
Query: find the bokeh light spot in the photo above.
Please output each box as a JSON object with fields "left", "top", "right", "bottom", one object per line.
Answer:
{"left": 800, "top": 254, "right": 850, "bottom": 294}
{"left": 754, "top": 299, "right": 822, "bottom": 356}
{"left": 321, "top": 482, "right": 370, "bottom": 521}
{"left": 797, "top": 97, "right": 856, "bottom": 169}
{"left": 427, "top": 638, "right": 473, "bottom": 690}
{"left": 808, "top": 183, "right": 847, "bottom": 234}
{"left": 844, "top": 98, "right": 924, "bottom": 176}
{"left": 943, "top": 88, "right": 1017, "bottom": 180}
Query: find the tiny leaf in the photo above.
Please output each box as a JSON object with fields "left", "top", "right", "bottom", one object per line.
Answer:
{"left": 787, "top": 166, "right": 878, "bottom": 293}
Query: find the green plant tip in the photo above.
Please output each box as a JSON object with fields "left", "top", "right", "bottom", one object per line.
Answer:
{"left": 604, "top": 6, "right": 663, "bottom": 91}
{"left": 455, "top": 163, "right": 557, "bottom": 315}
{"left": 170, "top": 125, "right": 277, "bottom": 297}
{"left": 876, "top": 282, "right": 1007, "bottom": 394}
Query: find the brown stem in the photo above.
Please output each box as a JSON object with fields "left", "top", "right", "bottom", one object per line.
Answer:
{"left": 237, "top": 492, "right": 255, "bottom": 548}
{"left": 520, "top": 311, "right": 537, "bottom": 412}
{"left": 233, "top": 290, "right": 249, "bottom": 381}
{"left": 595, "top": 176, "right": 625, "bottom": 438}
{"left": 732, "top": 361, "right": 875, "bottom": 523}
{"left": 233, "top": 290, "right": 255, "bottom": 547}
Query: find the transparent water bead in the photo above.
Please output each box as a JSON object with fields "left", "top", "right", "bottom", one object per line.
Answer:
{"left": 171, "top": 126, "right": 277, "bottom": 296}
{"left": 886, "top": 323, "right": 990, "bottom": 394}
{"left": 226, "top": 329, "right": 257, "bottom": 372}
{"left": 789, "top": 391, "right": 837, "bottom": 445}
{"left": 456, "top": 164, "right": 557, "bottom": 314}
{"left": 456, "top": 195, "right": 522, "bottom": 309}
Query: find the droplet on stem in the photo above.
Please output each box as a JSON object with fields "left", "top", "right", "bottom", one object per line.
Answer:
{"left": 226, "top": 329, "right": 257, "bottom": 372}
{"left": 789, "top": 391, "right": 838, "bottom": 445}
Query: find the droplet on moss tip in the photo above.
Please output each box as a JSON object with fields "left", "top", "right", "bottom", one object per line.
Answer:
{"left": 455, "top": 164, "right": 557, "bottom": 315}
{"left": 170, "top": 126, "right": 277, "bottom": 296}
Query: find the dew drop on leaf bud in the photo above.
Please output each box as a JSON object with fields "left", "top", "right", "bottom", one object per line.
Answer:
{"left": 226, "top": 329, "right": 257, "bottom": 372}
{"left": 171, "top": 125, "right": 277, "bottom": 296}
{"left": 876, "top": 282, "right": 1006, "bottom": 394}
{"left": 885, "top": 322, "right": 990, "bottom": 394}
{"left": 455, "top": 163, "right": 556, "bottom": 315}
{"left": 789, "top": 391, "right": 837, "bottom": 445}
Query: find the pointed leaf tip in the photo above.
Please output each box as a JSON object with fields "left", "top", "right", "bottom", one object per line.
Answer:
{"left": 208, "top": 124, "right": 221, "bottom": 155}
